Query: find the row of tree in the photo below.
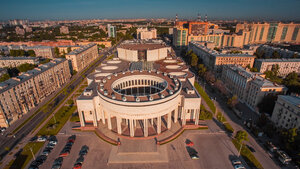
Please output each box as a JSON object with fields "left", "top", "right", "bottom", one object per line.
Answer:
{"left": 9, "top": 50, "right": 36, "bottom": 57}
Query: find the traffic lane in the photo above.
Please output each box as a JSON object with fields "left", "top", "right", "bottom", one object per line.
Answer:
{"left": 187, "top": 133, "right": 238, "bottom": 169}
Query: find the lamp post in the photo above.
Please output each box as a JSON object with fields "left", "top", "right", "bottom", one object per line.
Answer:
{"left": 237, "top": 141, "right": 243, "bottom": 158}
{"left": 30, "top": 147, "right": 36, "bottom": 160}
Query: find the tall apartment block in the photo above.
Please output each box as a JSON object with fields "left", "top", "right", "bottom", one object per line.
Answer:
{"left": 107, "top": 24, "right": 116, "bottom": 38}
{"left": 65, "top": 43, "right": 98, "bottom": 72}
{"left": 0, "top": 57, "right": 39, "bottom": 68}
{"left": 221, "top": 65, "right": 287, "bottom": 111}
{"left": 0, "top": 58, "right": 71, "bottom": 127}
{"left": 271, "top": 95, "right": 300, "bottom": 129}
{"left": 60, "top": 26, "right": 69, "bottom": 34}
{"left": 254, "top": 58, "right": 300, "bottom": 76}
{"left": 136, "top": 28, "right": 157, "bottom": 40}
{"left": 188, "top": 41, "right": 255, "bottom": 72}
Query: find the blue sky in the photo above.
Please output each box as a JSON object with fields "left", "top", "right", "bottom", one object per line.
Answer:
{"left": 1, "top": 0, "right": 300, "bottom": 21}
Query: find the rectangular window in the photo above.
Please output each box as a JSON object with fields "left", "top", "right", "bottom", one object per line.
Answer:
{"left": 254, "top": 27, "right": 258, "bottom": 41}
{"left": 280, "top": 26, "right": 288, "bottom": 41}
{"left": 259, "top": 27, "right": 264, "bottom": 41}
{"left": 231, "top": 37, "right": 234, "bottom": 46}
{"left": 292, "top": 27, "right": 299, "bottom": 41}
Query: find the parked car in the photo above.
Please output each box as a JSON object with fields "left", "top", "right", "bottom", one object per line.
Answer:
{"left": 68, "top": 135, "right": 76, "bottom": 142}
{"left": 51, "top": 164, "right": 62, "bottom": 169}
{"left": 234, "top": 164, "right": 245, "bottom": 169}
{"left": 37, "top": 136, "right": 47, "bottom": 142}
{"left": 73, "top": 163, "right": 82, "bottom": 169}
{"left": 59, "top": 150, "right": 70, "bottom": 157}
{"left": 191, "top": 154, "right": 199, "bottom": 159}
{"left": 246, "top": 145, "right": 255, "bottom": 152}
{"left": 231, "top": 159, "right": 242, "bottom": 165}
{"left": 42, "top": 149, "right": 51, "bottom": 156}
{"left": 0, "top": 127, "right": 6, "bottom": 132}
{"left": 50, "top": 140, "right": 58, "bottom": 145}
{"left": 76, "top": 156, "right": 84, "bottom": 164}
{"left": 29, "top": 136, "right": 38, "bottom": 142}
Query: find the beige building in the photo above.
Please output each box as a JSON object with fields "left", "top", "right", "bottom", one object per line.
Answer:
{"left": 57, "top": 45, "right": 81, "bottom": 55}
{"left": 75, "top": 41, "right": 112, "bottom": 48}
{"left": 0, "top": 57, "right": 39, "bottom": 68}
{"left": 256, "top": 45, "right": 300, "bottom": 58}
{"left": 236, "top": 22, "right": 300, "bottom": 44}
{"left": 117, "top": 40, "right": 171, "bottom": 62}
{"left": 271, "top": 95, "right": 300, "bottom": 129}
{"left": 188, "top": 41, "right": 255, "bottom": 72}
{"left": 0, "top": 58, "right": 71, "bottom": 127}
{"left": 25, "top": 46, "right": 55, "bottom": 58}
{"left": 137, "top": 28, "right": 157, "bottom": 40}
{"left": 254, "top": 58, "right": 300, "bottom": 76}
{"left": 66, "top": 43, "right": 98, "bottom": 72}
{"left": 222, "top": 65, "right": 287, "bottom": 111}
{"left": 76, "top": 41, "right": 201, "bottom": 138}
{"left": 60, "top": 26, "right": 69, "bottom": 34}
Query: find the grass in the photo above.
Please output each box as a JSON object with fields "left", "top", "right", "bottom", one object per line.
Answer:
{"left": 37, "top": 106, "right": 77, "bottom": 136}
{"left": 199, "top": 104, "right": 213, "bottom": 120}
{"left": 194, "top": 82, "right": 216, "bottom": 113}
{"left": 66, "top": 99, "right": 74, "bottom": 105}
{"left": 6, "top": 142, "right": 44, "bottom": 169}
{"left": 232, "top": 139, "right": 264, "bottom": 169}
{"left": 70, "top": 112, "right": 80, "bottom": 122}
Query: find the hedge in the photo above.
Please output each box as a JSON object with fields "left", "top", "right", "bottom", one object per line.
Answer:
{"left": 217, "top": 112, "right": 226, "bottom": 123}
{"left": 232, "top": 139, "right": 264, "bottom": 169}
{"left": 194, "top": 82, "right": 216, "bottom": 113}
{"left": 224, "top": 122, "right": 234, "bottom": 133}
{"left": 199, "top": 104, "right": 213, "bottom": 120}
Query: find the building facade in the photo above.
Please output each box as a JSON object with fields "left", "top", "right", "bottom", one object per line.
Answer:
{"left": 66, "top": 43, "right": 98, "bottom": 72}
{"left": 188, "top": 41, "right": 255, "bottom": 72}
{"left": 107, "top": 24, "right": 116, "bottom": 38}
{"left": 254, "top": 58, "right": 300, "bottom": 76}
{"left": 271, "top": 95, "right": 300, "bottom": 129}
{"left": 0, "top": 57, "right": 39, "bottom": 68}
{"left": 25, "top": 46, "right": 55, "bottom": 58}
{"left": 0, "top": 58, "right": 71, "bottom": 127}
{"left": 256, "top": 45, "right": 300, "bottom": 59}
{"left": 222, "top": 65, "right": 287, "bottom": 111}
{"left": 60, "top": 26, "right": 69, "bottom": 34}
{"left": 136, "top": 28, "right": 157, "bottom": 40}
{"left": 76, "top": 41, "right": 201, "bottom": 138}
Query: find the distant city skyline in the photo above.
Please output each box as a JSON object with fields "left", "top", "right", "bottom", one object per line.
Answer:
{"left": 1, "top": 0, "right": 300, "bottom": 21}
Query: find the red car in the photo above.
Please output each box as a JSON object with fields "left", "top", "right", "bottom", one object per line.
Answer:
{"left": 186, "top": 140, "right": 194, "bottom": 146}
{"left": 59, "top": 151, "right": 70, "bottom": 157}
{"left": 73, "top": 163, "right": 82, "bottom": 169}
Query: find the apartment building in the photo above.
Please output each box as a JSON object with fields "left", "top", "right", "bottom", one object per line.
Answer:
{"left": 0, "top": 58, "right": 71, "bottom": 127}
{"left": 271, "top": 95, "right": 300, "bottom": 129}
{"left": 254, "top": 58, "right": 300, "bottom": 76}
{"left": 107, "top": 24, "right": 116, "bottom": 38}
{"left": 25, "top": 46, "right": 55, "bottom": 58}
{"left": 256, "top": 45, "right": 300, "bottom": 58}
{"left": 188, "top": 41, "right": 255, "bottom": 72}
{"left": 60, "top": 26, "right": 69, "bottom": 34}
{"left": 222, "top": 65, "right": 287, "bottom": 111}
{"left": 65, "top": 43, "right": 98, "bottom": 72}
{"left": 0, "top": 57, "right": 39, "bottom": 68}
{"left": 136, "top": 28, "right": 157, "bottom": 40}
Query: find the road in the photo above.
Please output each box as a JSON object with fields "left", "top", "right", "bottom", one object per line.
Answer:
{"left": 0, "top": 43, "right": 120, "bottom": 161}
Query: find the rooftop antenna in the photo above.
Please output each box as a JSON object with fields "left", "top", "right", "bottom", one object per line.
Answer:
{"left": 197, "top": 13, "right": 201, "bottom": 22}
{"left": 205, "top": 14, "right": 208, "bottom": 22}
{"left": 175, "top": 14, "right": 178, "bottom": 22}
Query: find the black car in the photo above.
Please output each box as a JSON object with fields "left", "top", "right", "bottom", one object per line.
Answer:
{"left": 79, "top": 149, "right": 88, "bottom": 156}
{"left": 29, "top": 136, "right": 38, "bottom": 142}
{"left": 53, "top": 157, "right": 63, "bottom": 165}
{"left": 36, "top": 155, "right": 47, "bottom": 163}
{"left": 28, "top": 164, "right": 39, "bottom": 169}
{"left": 76, "top": 155, "right": 84, "bottom": 164}
{"left": 247, "top": 145, "right": 256, "bottom": 152}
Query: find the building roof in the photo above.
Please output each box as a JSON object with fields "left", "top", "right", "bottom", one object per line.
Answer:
{"left": 256, "top": 58, "right": 300, "bottom": 62}
{"left": 0, "top": 56, "right": 38, "bottom": 60}
{"left": 67, "top": 43, "right": 96, "bottom": 55}
{"left": 279, "top": 95, "right": 300, "bottom": 108}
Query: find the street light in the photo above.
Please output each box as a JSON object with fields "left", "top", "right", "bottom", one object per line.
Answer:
{"left": 237, "top": 141, "right": 243, "bottom": 158}
{"left": 29, "top": 147, "right": 36, "bottom": 160}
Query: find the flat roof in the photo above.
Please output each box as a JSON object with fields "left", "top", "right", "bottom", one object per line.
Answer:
{"left": 279, "top": 95, "right": 300, "bottom": 108}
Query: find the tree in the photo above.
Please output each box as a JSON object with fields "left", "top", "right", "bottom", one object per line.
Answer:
{"left": 204, "top": 71, "right": 216, "bottom": 84}
{"left": 250, "top": 67, "right": 258, "bottom": 72}
{"left": 54, "top": 47, "right": 59, "bottom": 57}
{"left": 288, "top": 128, "right": 298, "bottom": 143}
{"left": 283, "top": 72, "right": 300, "bottom": 95}
{"left": 0, "top": 73, "right": 10, "bottom": 82}
{"left": 272, "top": 51, "right": 281, "bottom": 58}
{"left": 227, "top": 95, "right": 238, "bottom": 108}
{"left": 235, "top": 130, "right": 248, "bottom": 143}
{"left": 17, "top": 63, "right": 36, "bottom": 72}
{"left": 197, "top": 64, "right": 207, "bottom": 77}
{"left": 214, "top": 80, "right": 228, "bottom": 96}
{"left": 190, "top": 53, "right": 198, "bottom": 67}
{"left": 27, "top": 50, "right": 36, "bottom": 57}
{"left": 67, "top": 47, "right": 71, "bottom": 53}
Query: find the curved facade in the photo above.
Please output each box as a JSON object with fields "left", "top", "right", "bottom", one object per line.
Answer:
{"left": 77, "top": 41, "right": 201, "bottom": 137}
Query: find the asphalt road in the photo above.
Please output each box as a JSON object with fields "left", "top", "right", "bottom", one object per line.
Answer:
{"left": 0, "top": 43, "right": 119, "bottom": 160}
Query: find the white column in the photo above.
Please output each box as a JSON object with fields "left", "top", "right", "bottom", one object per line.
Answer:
{"left": 182, "top": 109, "right": 186, "bottom": 125}
{"left": 144, "top": 119, "right": 148, "bottom": 137}
{"left": 174, "top": 107, "right": 178, "bottom": 123}
{"left": 117, "top": 117, "right": 122, "bottom": 135}
{"left": 93, "top": 110, "right": 97, "bottom": 127}
{"left": 130, "top": 119, "right": 134, "bottom": 137}
{"left": 134, "top": 119, "right": 137, "bottom": 127}
{"left": 195, "top": 109, "right": 199, "bottom": 125}
{"left": 79, "top": 110, "right": 85, "bottom": 127}
{"left": 157, "top": 116, "right": 161, "bottom": 134}
{"left": 125, "top": 119, "right": 128, "bottom": 125}
{"left": 167, "top": 112, "right": 172, "bottom": 129}
{"left": 107, "top": 113, "right": 112, "bottom": 130}
{"left": 101, "top": 109, "right": 105, "bottom": 124}
{"left": 151, "top": 118, "right": 153, "bottom": 125}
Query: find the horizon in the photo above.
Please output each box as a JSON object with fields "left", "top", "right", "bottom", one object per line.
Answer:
{"left": 1, "top": 0, "right": 300, "bottom": 21}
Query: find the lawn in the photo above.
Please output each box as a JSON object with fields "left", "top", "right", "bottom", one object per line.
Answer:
{"left": 194, "top": 82, "right": 216, "bottom": 113}
{"left": 37, "top": 105, "right": 77, "bottom": 136}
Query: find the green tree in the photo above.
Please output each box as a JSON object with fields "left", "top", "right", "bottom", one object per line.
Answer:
{"left": 227, "top": 95, "right": 238, "bottom": 108}
{"left": 250, "top": 67, "right": 258, "bottom": 72}
{"left": 27, "top": 50, "right": 36, "bottom": 57}
{"left": 54, "top": 47, "right": 59, "bottom": 57}
{"left": 0, "top": 74, "right": 10, "bottom": 82}
{"left": 67, "top": 47, "right": 71, "bottom": 53}
{"left": 197, "top": 64, "right": 207, "bottom": 76}
{"left": 17, "top": 63, "right": 36, "bottom": 72}
{"left": 288, "top": 128, "right": 297, "bottom": 143}
{"left": 190, "top": 53, "right": 198, "bottom": 67}
{"left": 235, "top": 130, "right": 249, "bottom": 143}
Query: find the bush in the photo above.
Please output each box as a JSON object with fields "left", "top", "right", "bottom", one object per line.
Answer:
{"left": 217, "top": 112, "right": 226, "bottom": 122}
{"left": 70, "top": 112, "right": 80, "bottom": 122}
{"left": 194, "top": 82, "right": 216, "bottom": 113}
{"left": 232, "top": 139, "right": 264, "bottom": 169}
{"left": 37, "top": 106, "right": 77, "bottom": 135}
{"left": 199, "top": 104, "right": 213, "bottom": 120}
{"left": 224, "top": 123, "right": 234, "bottom": 133}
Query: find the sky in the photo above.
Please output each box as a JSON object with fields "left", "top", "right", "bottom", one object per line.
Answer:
{"left": 1, "top": 0, "right": 300, "bottom": 21}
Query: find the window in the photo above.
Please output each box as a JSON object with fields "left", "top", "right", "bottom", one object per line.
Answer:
{"left": 292, "top": 27, "right": 299, "bottom": 41}
{"left": 90, "top": 111, "right": 92, "bottom": 115}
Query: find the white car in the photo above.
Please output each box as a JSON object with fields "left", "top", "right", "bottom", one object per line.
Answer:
{"left": 50, "top": 140, "right": 58, "bottom": 145}
{"left": 231, "top": 159, "right": 242, "bottom": 165}
{"left": 234, "top": 164, "right": 245, "bottom": 169}
{"left": 37, "top": 137, "right": 47, "bottom": 142}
